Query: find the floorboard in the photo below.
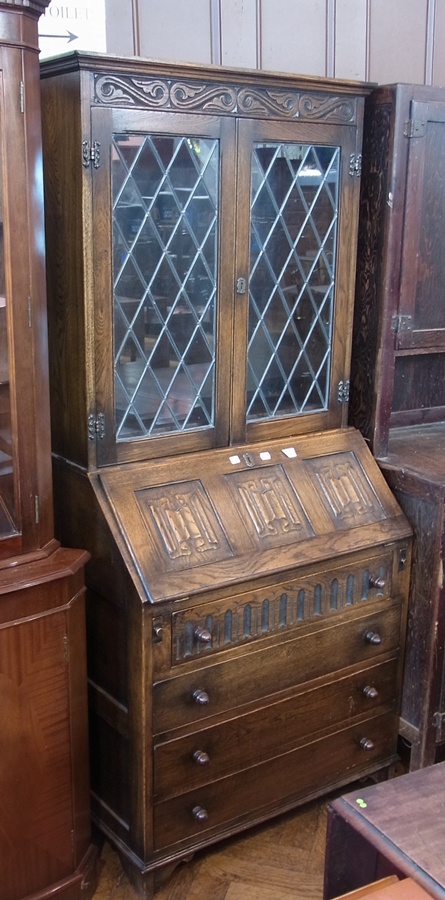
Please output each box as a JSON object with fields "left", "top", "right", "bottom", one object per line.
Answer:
{"left": 93, "top": 794, "right": 330, "bottom": 899}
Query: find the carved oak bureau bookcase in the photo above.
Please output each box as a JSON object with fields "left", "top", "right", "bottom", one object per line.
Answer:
{"left": 349, "top": 84, "right": 445, "bottom": 770}
{"left": 39, "top": 53, "right": 411, "bottom": 896}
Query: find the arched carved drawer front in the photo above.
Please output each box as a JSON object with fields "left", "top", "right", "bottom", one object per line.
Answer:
{"left": 171, "top": 551, "right": 393, "bottom": 664}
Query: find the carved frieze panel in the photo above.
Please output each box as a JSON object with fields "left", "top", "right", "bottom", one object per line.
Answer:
{"left": 94, "top": 73, "right": 357, "bottom": 123}
{"left": 137, "top": 481, "right": 232, "bottom": 570}
{"left": 305, "top": 451, "right": 385, "bottom": 528}
{"left": 225, "top": 465, "right": 314, "bottom": 548}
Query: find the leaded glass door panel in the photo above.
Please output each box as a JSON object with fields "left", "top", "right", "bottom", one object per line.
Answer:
{"left": 92, "top": 109, "right": 236, "bottom": 465}
{"left": 232, "top": 119, "right": 360, "bottom": 444}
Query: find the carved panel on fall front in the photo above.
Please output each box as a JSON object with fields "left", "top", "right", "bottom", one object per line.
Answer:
{"left": 225, "top": 465, "right": 314, "bottom": 549}
{"left": 136, "top": 481, "right": 232, "bottom": 569}
{"left": 305, "top": 452, "right": 386, "bottom": 528}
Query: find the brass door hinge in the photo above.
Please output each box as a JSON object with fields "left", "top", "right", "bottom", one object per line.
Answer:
{"left": 433, "top": 711, "right": 445, "bottom": 741}
{"left": 337, "top": 379, "right": 350, "bottom": 404}
{"left": 82, "top": 139, "right": 101, "bottom": 168}
{"left": 349, "top": 153, "right": 362, "bottom": 177}
{"left": 88, "top": 412, "right": 106, "bottom": 441}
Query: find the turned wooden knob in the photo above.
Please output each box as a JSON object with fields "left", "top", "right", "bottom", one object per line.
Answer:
{"left": 364, "top": 630, "right": 381, "bottom": 645}
{"left": 192, "top": 805, "right": 208, "bottom": 822}
{"left": 362, "top": 685, "right": 379, "bottom": 700}
{"left": 360, "top": 737, "right": 375, "bottom": 751}
{"left": 369, "top": 575, "right": 385, "bottom": 589}
{"left": 192, "top": 750, "right": 210, "bottom": 765}
{"left": 192, "top": 689, "right": 210, "bottom": 705}
{"left": 194, "top": 626, "right": 212, "bottom": 643}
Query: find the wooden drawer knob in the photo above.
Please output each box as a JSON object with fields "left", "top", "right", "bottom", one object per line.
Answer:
{"left": 192, "top": 805, "right": 208, "bottom": 822}
{"left": 362, "top": 685, "right": 379, "bottom": 700}
{"left": 192, "top": 750, "right": 210, "bottom": 765}
{"left": 192, "top": 689, "right": 210, "bottom": 705}
{"left": 369, "top": 576, "right": 385, "bottom": 589}
{"left": 364, "top": 630, "right": 381, "bottom": 645}
{"left": 194, "top": 626, "right": 212, "bottom": 643}
{"left": 359, "top": 737, "right": 375, "bottom": 751}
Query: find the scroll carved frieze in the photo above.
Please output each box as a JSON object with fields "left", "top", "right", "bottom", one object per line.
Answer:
{"left": 306, "top": 452, "right": 385, "bottom": 528}
{"left": 94, "top": 73, "right": 357, "bottom": 123}
{"left": 137, "top": 481, "right": 231, "bottom": 569}
{"left": 226, "top": 466, "right": 314, "bottom": 547}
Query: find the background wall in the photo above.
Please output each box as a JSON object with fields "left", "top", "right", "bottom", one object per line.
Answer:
{"left": 104, "top": 0, "right": 445, "bottom": 86}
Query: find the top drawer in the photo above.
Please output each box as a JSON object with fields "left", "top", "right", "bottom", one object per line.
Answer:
{"left": 171, "top": 551, "right": 394, "bottom": 664}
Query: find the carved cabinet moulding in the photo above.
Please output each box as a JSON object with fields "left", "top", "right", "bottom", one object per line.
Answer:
{"left": 93, "top": 72, "right": 357, "bottom": 123}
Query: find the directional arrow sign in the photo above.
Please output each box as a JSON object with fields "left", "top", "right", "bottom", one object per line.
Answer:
{"left": 40, "top": 31, "right": 78, "bottom": 43}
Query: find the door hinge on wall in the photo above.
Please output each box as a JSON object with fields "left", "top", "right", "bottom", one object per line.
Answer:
{"left": 82, "top": 139, "right": 101, "bottom": 168}
{"left": 404, "top": 118, "right": 426, "bottom": 138}
{"left": 337, "top": 380, "right": 350, "bottom": 404}
{"left": 349, "top": 153, "right": 362, "bottom": 177}
{"left": 88, "top": 412, "right": 106, "bottom": 441}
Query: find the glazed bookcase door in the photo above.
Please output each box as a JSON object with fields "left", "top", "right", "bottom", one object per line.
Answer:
{"left": 0, "top": 81, "right": 17, "bottom": 543}
{"left": 232, "top": 117, "right": 361, "bottom": 444}
{"left": 92, "top": 107, "right": 236, "bottom": 465}
{"left": 90, "top": 99, "right": 362, "bottom": 465}
{"left": 0, "top": 40, "right": 53, "bottom": 559}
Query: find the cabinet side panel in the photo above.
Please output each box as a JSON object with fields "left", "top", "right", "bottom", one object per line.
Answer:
{"left": 349, "top": 93, "right": 393, "bottom": 453}
{"left": 41, "top": 72, "right": 89, "bottom": 469}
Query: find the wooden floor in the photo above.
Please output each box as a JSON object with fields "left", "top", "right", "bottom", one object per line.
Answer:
{"left": 93, "top": 791, "right": 336, "bottom": 900}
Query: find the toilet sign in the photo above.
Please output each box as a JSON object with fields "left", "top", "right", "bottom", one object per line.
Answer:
{"left": 38, "top": 0, "right": 106, "bottom": 59}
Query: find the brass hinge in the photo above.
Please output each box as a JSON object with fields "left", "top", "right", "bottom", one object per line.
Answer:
{"left": 88, "top": 412, "right": 106, "bottom": 441}
{"left": 349, "top": 153, "right": 362, "bottom": 177}
{"left": 392, "top": 313, "right": 412, "bottom": 334}
{"left": 404, "top": 118, "right": 426, "bottom": 138}
{"left": 337, "top": 379, "right": 350, "bottom": 404}
{"left": 82, "top": 139, "right": 101, "bottom": 169}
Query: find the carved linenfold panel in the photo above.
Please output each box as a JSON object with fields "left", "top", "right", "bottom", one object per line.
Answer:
{"left": 93, "top": 73, "right": 357, "bottom": 123}
{"left": 137, "top": 481, "right": 232, "bottom": 570}
{"left": 306, "top": 452, "right": 385, "bottom": 528}
{"left": 172, "top": 553, "right": 392, "bottom": 661}
{"left": 225, "top": 465, "right": 314, "bottom": 548}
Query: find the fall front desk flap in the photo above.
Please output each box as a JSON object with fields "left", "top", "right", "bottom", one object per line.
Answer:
{"left": 93, "top": 428, "right": 411, "bottom": 604}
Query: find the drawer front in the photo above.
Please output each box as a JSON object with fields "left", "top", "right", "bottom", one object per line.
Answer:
{"left": 154, "top": 656, "right": 399, "bottom": 801}
{"left": 171, "top": 553, "right": 393, "bottom": 664}
{"left": 154, "top": 603, "right": 402, "bottom": 734}
{"left": 153, "top": 710, "right": 397, "bottom": 850}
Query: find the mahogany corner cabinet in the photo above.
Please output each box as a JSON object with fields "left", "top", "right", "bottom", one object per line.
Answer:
{"left": 0, "top": 5, "right": 99, "bottom": 900}
{"left": 39, "top": 52, "right": 411, "bottom": 897}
